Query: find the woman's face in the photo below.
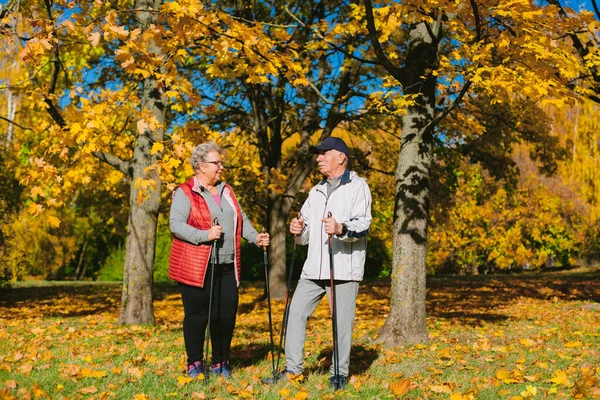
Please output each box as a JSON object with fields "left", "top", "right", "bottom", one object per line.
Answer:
{"left": 201, "top": 150, "right": 224, "bottom": 183}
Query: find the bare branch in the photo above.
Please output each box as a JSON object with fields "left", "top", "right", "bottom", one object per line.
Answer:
{"left": 592, "top": 0, "right": 600, "bottom": 20}
{"left": 92, "top": 151, "right": 130, "bottom": 175}
{"left": 0, "top": 115, "right": 31, "bottom": 131}
{"left": 425, "top": 79, "right": 473, "bottom": 132}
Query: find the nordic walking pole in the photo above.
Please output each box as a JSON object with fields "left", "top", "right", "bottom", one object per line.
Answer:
{"left": 262, "top": 213, "right": 301, "bottom": 385}
{"left": 327, "top": 211, "right": 340, "bottom": 390}
{"left": 262, "top": 227, "right": 277, "bottom": 380}
{"left": 275, "top": 213, "right": 301, "bottom": 374}
{"left": 205, "top": 217, "right": 219, "bottom": 384}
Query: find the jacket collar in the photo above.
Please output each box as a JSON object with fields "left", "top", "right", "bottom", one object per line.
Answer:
{"left": 192, "top": 176, "right": 224, "bottom": 195}
{"left": 319, "top": 168, "right": 351, "bottom": 186}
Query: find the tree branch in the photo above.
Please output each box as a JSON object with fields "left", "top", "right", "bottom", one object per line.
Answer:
{"left": 592, "top": 0, "right": 600, "bottom": 20}
{"left": 363, "top": 0, "right": 404, "bottom": 82}
{"left": 284, "top": 6, "right": 381, "bottom": 67}
{"left": 92, "top": 151, "right": 130, "bottom": 175}
{"left": 0, "top": 115, "right": 31, "bottom": 131}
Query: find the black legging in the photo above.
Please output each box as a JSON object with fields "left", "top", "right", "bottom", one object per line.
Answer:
{"left": 179, "top": 263, "right": 238, "bottom": 365}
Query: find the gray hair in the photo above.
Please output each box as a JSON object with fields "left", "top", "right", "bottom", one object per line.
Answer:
{"left": 190, "top": 141, "right": 222, "bottom": 173}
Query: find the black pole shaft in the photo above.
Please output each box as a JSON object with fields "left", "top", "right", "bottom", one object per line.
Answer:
{"left": 327, "top": 212, "right": 340, "bottom": 387}
{"left": 275, "top": 233, "right": 297, "bottom": 373}
{"left": 263, "top": 231, "right": 276, "bottom": 378}
{"left": 205, "top": 217, "right": 219, "bottom": 383}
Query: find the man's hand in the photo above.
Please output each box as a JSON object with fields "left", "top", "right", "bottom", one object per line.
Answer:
{"left": 322, "top": 216, "right": 343, "bottom": 236}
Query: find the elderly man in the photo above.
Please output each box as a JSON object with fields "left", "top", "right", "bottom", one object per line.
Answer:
{"left": 282, "top": 136, "right": 372, "bottom": 390}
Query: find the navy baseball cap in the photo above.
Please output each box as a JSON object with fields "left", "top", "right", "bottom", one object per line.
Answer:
{"left": 309, "top": 137, "right": 349, "bottom": 157}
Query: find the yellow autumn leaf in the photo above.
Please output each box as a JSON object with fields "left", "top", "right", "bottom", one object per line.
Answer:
{"left": 81, "top": 367, "right": 106, "bottom": 378}
{"left": 520, "top": 385, "right": 537, "bottom": 397}
{"left": 430, "top": 384, "right": 453, "bottom": 393}
{"left": 565, "top": 341, "right": 581, "bottom": 348}
{"left": 294, "top": 391, "right": 308, "bottom": 400}
{"left": 520, "top": 338, "right": 536, "bottom": 347}
{"left": 450, "top": 392, "right": 469, "bottom": 400}
{"left": 548, "top": 369, "right": 572, "bottom": 386}
{"left": 390, "top": 379, "right": 412, "bottom": 396}
{"left": 496, "top": 368, "right": 520, "bottom": 384}
{"left": 137, "top": 119, "right": 149, "bottom": 135}
{"left": 278, "top": 387, "right": 290, "bottom": 397}
{"left": 88, "top": 31, "right": 101, "bottom": 46}
{"left": 177, "top": 376, "right": 193, "bottom": 385}
{"left": 151, "top": 142, "right": 164, "bottom": 154}
{"left": 47, "top": 215, "right": 61, "bottom": 228}
{"left": 31, "top": 186, "right": 45, "bottom": 198}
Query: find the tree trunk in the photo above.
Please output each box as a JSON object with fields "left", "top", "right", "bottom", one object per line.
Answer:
{"left": 376, "top": 108, "right": 431, "bottom": 346}
{"left": 119, "top": 174, "right": 160, "bottom": 324}
{"left": 73, "top": 238, "right": 88, "bottom": 280}
{"left": 376, "top": 21, "right": 439, "bottom": 346}
{"left": 118, "top": 0, "right": 166, "bottom": 325}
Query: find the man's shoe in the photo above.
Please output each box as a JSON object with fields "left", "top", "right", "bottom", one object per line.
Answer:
{"left": 330, "top": 375, "right": 346, "bottom": 391}
{"left": 261, "top": 369, "right": 295, "bottom": 384}
{"left": 186, "top": 361, "right": 205, "bottom": 378}
{"left": 210, "top": 360, "right": 232, "bottom": 378}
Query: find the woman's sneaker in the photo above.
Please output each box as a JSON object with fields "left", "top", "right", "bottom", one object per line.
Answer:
{"left": 210, "top": 360, "right": 232, "bottom": 378}
{"left": 187, "top": 361, "right": 205, "bottom": 378}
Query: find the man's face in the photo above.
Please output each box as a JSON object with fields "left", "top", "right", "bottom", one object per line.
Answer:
{"left": 316, "top": 149, "right": 345, "bottom": 178}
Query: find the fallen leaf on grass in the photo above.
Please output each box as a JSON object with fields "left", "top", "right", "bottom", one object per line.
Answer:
{"left": 519, "top": 385, "right": 537, "bottom": 398}
{"left": 4, "top": 380, "right": 17, "bottom": 389}
{"left": 547, "top": 370, "right": 573, "bottom": 387}
{"left": 430, "top": 382, "right": 455, "bottom": 393}
{"left": 19, "top": 364, "right": 33, "bottom": 374}
{"left": 127, "top": 366, "right": 144, "bottom": 379}
{"left": 390, "top": 379, "right": 412, "bottom": 396}
{"left": 450, "top": 392, "right": 474, "bottom": 400}
{"left": 79, "top": 385, "right": 98, "bottom": 394}
{"left": 177, "top": 376, "right": 193, "bottom": 386}
{"left": 81, "top": 367, "right": 107, "bottom": 378}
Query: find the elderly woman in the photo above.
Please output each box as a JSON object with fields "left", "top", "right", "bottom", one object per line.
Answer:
{"left": 169, "top": 141, "right": 270, "bottom": 379}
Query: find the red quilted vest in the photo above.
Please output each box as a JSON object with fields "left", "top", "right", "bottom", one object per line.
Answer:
{"left": 168, "top": 178, "right": 243, "bottom": 287}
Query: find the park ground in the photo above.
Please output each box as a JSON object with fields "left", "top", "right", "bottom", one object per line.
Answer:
{"left": 0, "top": 266, "right": 599, "bottom": 399}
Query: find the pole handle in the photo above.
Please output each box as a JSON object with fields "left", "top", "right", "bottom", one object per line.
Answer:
{"left": 294, "top": 212, "right": 301, "bottom": 238}
{"left": 261, "top": 226, "right": 267, "bottom": 251}
{"left": 213, "top": 217, "right": 219, "bottom": 226}
{"left": 327, "top": 211, "right": 332, "bottom": 238}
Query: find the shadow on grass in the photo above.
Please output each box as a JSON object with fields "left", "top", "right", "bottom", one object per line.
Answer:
{"left": 310, "top": 345, "right": 379, "bottom": 376}
{"left": 1, "top": 269, "right": 598, "bottom": 326}
{"left": 423, "top": 269, "right": 600, "bottom": 325}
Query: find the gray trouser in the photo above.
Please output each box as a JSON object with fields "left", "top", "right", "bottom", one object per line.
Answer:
{"left": 284, "top": 279, "right": 359, "bottom": 377}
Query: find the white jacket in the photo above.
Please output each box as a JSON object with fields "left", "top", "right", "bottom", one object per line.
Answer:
{"left": 297, "top": 169, "right": 372, "bottom": 281}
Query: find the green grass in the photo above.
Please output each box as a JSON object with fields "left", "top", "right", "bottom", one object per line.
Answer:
{"left": 1, "top": 269, "right": 599, "bottom": 399}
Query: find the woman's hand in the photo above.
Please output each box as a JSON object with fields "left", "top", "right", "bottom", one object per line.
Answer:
{"left": 207, "top": 225, "right": 223, "bottom": 241}
{"left": 290, "top": 216, "right": 304, "bottom": 235}
{"left": 256, "top": 233, "right": 270, "bottom": 247}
